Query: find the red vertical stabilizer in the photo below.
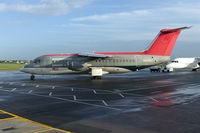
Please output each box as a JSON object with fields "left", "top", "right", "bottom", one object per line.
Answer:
{"left": 144, "top": 27, "right": 190, "bottom": 56}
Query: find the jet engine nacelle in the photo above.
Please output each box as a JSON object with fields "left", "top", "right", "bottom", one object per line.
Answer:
{"left": 67, "top": 61, "right": 89, "bottom": 71}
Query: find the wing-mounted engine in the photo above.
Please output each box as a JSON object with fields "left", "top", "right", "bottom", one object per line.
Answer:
{"left": 66, "top": 56, "right": 91, "bottom": 71}
{"left": 68, "top": 61, "right": 90, "bottom": 71}
{"left": 66, "top": 53, "right": 111, "bottom": 71}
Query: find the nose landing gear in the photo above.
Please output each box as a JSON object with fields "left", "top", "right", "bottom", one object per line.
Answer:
{"left": 30, "top": 75, "right": 35, "bottom": 81}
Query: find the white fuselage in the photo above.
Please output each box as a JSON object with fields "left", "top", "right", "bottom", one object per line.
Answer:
{"left": 165, "top": 58, "right": 200, "bottom": 72}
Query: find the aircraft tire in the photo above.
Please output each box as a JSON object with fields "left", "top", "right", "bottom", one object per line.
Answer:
{"left": 92, "top": 76, "right": 102, "bottom": 80}
{"left": 192, "top": 69, "right": 197, "bottom": 71}
{"left": 30, "top": 75, "right": 35, "bottom": 81}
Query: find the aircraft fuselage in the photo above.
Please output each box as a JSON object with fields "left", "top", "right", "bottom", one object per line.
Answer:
{"left": 21, "top": 54, "right": 170, "bottom": 75}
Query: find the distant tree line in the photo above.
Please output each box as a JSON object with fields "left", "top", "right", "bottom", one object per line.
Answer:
{"left": 0, "top": 60, "right": 30, "bottom": 64}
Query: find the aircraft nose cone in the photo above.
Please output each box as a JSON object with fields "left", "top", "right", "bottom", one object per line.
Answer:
{"left": 19, "top": 65, "right": 31, "bottom": 73}
{"left": 19, "top": 67, "right": 25, "bottom": 72}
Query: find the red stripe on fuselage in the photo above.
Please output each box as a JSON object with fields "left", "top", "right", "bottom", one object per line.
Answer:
{"left": 94, "top": 52, "right": 145, "bottom": 55}
{"left": 43, "top": 51, "right": 167, "bottom": 57}
{"left": 43, "top": 52, "right": 147, "bottom": 57}
{"left": 44, "top": 54, "right": 77, "bottom": 56}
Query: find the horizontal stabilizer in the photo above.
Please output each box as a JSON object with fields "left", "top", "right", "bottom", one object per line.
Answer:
{"left": 161, "top": 26, "right": 191, "bottom": 33}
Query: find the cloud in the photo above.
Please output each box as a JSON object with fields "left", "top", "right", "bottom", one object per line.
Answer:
{"left": 0, "top": 20, "right": 30, "bottom": 27}
{"left": 0, "top": 0, "right": 94, "bottom": 15}
{"left": 72, "top": 6, "right": 200, "bottom": 23}
{"left": 68, "top": 3, "right": 200, "bottom": 41}
{"left": 72, "top": 10, "right": 150, "bottom": 21}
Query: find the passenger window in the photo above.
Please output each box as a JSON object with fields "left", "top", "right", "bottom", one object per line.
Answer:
{"left": 172, "top": 61, "right": 178, "bottom": 63}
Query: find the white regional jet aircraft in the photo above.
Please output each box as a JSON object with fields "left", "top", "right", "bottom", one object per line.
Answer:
{"left": 163, "top": 57, "right": 200, "bottom": 72}
{"left": 20, "top": 27, "right": 190, "bottom": 80}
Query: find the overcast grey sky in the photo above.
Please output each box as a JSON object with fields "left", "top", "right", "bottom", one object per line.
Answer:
{"left": 0, "top": 0, "right": 200, "bottom": 60}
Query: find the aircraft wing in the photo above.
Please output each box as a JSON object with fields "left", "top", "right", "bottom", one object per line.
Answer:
{"left": 78, "top": 52, "right": 112, "bottom": 58}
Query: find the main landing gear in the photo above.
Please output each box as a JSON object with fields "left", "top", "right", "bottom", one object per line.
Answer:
{"left": 92, "top": 76, "right": 102, "bottom": 80}
{"left": 30, "top": 75, "right": 35, "bottom": 81}
{"left": 91, "top": 67, "right": 103, "bottom": 80}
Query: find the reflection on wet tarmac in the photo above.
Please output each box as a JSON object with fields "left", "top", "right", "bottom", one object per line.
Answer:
{"left": 1, "top": 70, "right": 200, "bottom": 133}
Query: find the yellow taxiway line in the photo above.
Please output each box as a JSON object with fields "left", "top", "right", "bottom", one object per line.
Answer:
{"left": 0, "top": 110, "right": 73, "bottom": 133}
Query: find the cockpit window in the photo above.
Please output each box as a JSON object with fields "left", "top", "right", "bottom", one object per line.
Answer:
{"left": 171, "top": 61, "right": 178, "bottom": 63}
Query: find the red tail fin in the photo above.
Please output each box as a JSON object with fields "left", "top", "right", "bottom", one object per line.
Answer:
{"left": 144, "top": 27, "right": 190, "bottom": 56}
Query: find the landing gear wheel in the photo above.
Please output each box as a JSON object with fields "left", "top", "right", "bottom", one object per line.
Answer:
{"left": 92, "top": 76, "right": 102, "bottom": 80}
{"left": 192, "top": 69, "right": 197, "bottom": 72}
{"left": 30, "top": 75, "right": 35, "bottom": 81}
